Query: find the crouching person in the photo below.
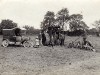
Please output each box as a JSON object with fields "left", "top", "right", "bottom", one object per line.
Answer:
{"left": 82, "top": 37, "right": 96, "bottom": 52}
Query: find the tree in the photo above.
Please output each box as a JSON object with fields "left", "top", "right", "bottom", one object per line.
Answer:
{"left": 23, "top": 25, "right": 34, "bottom": 34}
{"left": 70, "top": 14, "right": 83, "bottom": 21}
{"left": 41, "top": 11, "right": 55, "bottom": 30}
{"left": 88, "top": 28, "right": 97, "bottom": 35}
{"left": 56, "top": 8, "right": 69, "bottom": 29}
{"left": 92, "top": 20, "right": 100, "bottom": 32}
{"left": 23, "top": 25, "right": 40, "bottom": 35}
{"left": 23, "top": 25, "right": 30, "bottom": 31}
{"left": 69, "top": 14, "right": 88, "bottom": 31}
{"left": 0, "top": 19, "right": 17, "bottom": 34}
{"left": 92, "top": 20, "right": 100, "bottom": 36}
{"left": 0, "top": 19, "right": 17, "bottom": 29}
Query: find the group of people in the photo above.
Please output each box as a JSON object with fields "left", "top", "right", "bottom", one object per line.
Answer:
{"left": 34, "top": 26, "right": 65, "bottom": 47}
{"left": 68, "top": 31, "right": 96, "bottom": 52}
{"left": 34, "top": 27, "right": 96, "bottom": 52}
{"left": 41, "top": 30, "right": 65, "bottom": 47}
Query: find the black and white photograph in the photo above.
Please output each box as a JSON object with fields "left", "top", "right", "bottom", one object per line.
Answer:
{"left": 0, "top": 0, "right": 100, "bottom": 75}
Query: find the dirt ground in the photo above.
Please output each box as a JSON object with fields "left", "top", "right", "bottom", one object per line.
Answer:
{"left": 0, "top": 35, "right": 100, "bottom": 75}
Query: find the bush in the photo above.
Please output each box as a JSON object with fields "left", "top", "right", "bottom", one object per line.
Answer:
{"left": 67, "top": 29, "right": 85, "bottom": 36}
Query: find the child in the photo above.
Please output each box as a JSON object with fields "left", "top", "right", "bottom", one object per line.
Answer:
{"left": 34, "top": 36, "right": 39, "bottom": 48}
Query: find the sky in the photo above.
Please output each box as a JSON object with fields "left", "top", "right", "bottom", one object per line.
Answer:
{"left": 0, "top": 0, "right": 100, "bottom": 29}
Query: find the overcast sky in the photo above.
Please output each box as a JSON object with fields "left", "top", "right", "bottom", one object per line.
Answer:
{"left": 0, "top": 0, "right": 100, "bottom": 29}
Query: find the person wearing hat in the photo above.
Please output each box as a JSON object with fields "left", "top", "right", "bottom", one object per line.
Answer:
{"left": 82, "top": 30, "right": 96, "bottom": 52}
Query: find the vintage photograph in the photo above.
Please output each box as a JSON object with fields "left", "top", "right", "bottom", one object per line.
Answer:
{"left": 0, "top": 0, "right": 100, "bottom": 75}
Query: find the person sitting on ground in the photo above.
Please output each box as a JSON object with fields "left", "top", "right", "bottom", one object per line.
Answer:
{"left": 82, "top": 36, "right": 96, "bottom": 52}
{"left": 78, "top": 30, "right": 96, "bottom": 52}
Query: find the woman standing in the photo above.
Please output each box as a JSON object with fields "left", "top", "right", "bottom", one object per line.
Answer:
{"left": 42, "top": 31, "right": 46, "bottom": 46}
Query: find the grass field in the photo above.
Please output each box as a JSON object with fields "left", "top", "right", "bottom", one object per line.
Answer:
{"left": 0, "top": 35, "right": 100, "bottom": 75}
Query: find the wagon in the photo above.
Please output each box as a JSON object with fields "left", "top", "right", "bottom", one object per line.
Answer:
{"left": 2, "top": 27, "right": 32, "bottom": 47}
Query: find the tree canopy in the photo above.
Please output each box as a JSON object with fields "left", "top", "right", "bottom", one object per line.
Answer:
{"left": 41, "top": 11, "right": 55, "bottom": 30}
{"left": 69, "top": 14, "right": 88, "bottom": 31}
{"left": 0, "top": 19, "right": 17, "bottom": 29}
{"left": 41, "top": 8, "right": 88, "bottom": 32}
{"left": 0, "top": 19, "right": 17, "bottom": 34}
{"left": 56, "top": 8, "right": 69, "bottom": 29}
{"left": 56, "top": 8, "right": 69, "bottom": 21}
{"left": 23, "top": 25, "right": 40, "bottom": 35}
{"left": 92, "top": 20, "right": 100, "bottom": 31}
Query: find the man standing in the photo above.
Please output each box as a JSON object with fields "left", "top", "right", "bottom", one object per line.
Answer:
{"left": 59, "top": 31, "right": 65, "bottom": 46}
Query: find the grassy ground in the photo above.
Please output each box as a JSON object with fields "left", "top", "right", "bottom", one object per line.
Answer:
{"left": 0, "top": 35, "right": 100, "bottom": 75}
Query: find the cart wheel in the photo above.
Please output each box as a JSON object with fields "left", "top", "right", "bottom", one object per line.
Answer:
{"left": 23, "top": 41, "right": 32, "bottom": 48}
{"left": 2, "top": 40, "right": 9, "bottom": 47}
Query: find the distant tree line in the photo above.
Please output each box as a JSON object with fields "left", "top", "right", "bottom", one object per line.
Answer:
{"left": 23, "top": 25, "right": 40, "bottom": 35}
